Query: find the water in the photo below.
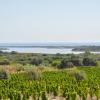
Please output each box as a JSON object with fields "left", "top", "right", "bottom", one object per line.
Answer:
{"left": 1, "top": 47, "right": 100, "bottom": 54}
{"left": 0, "top": 42, "right": 100, "bottom": 54}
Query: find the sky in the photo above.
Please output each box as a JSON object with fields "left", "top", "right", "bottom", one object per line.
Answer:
{"left": 0, "top": 0, "right": 100, "bottom": 43}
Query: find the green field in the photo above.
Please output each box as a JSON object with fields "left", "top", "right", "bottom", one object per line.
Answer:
{"left": 0, "top": 52, "right": 100, "bottom": 100}
{"left": 0, "top": 65, "right": 100, "bottom": 100}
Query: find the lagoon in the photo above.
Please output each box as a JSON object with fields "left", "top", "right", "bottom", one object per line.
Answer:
{"left": 2, "top": 47, "right": 100, "bottom": 54}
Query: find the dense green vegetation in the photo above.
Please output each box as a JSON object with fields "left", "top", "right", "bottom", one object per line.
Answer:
{"left": 0, "top": 51, "right": 100, "bottom": 99}
{"left": 0, "top": 51, "right": 99, "bottom": 68}
{"left": 0, "top": 66, "right": 100, "bottom": 99}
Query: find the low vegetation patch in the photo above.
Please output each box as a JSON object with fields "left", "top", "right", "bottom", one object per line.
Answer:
{"left": 0, "top": 70, "right": 10, "bottom": 79}
{"left": 26, "top": 70, "right": 41, "bottom": 80}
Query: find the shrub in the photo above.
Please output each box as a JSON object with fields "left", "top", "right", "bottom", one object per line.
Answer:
{"left": 51, "top": 60, "right": 60, "bottom": 67}
{"left": 18, "top": 61, "right": 27, "bottom": 65}
{"left": 84, "top": 51, "right": 91, "bottom": 57}
{"left": 58, "top": 59, "right": 74, "bottom": 69}
{"left": 26, "top": 70, "right": 41, "bottom": 80}
{"left": 16, "top": 65, "right": 24, "bottom": 72}
{"left": 30, "top": 58, "right": 42, "bottom": 66}
{"left": 11, "top": 51, "right": 18, "bottom": 54}
{"left": 0, "top": 70, "right": 10, "bottom": 79}
{"left": 71, "top": 59, "right": 83, "bottom": 66}
{"left": 66, "top": 62, "right": 74, "bottom": 67}
{"left": 0, "top": 59, "right": 10, "bottom": 65}
{"left": 69, "top": 71, "right": 87, "bottom": 82}
{"left": 83, "top": 58, "right": 97, "bottom": 66}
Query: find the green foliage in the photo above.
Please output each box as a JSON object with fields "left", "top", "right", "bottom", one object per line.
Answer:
{"left": 11, "top": 51, "right": 18, "bottom": 54}
{"left": 84, "top": 50, "right": 91, "bottom": 57}
{"left": 41, "top": 92, "right": 48, "bottom": 100}
{"left": 58, "top": 59, "right": 74, "bottom": 69}
{"left": 0, "top": 51, "right": 99, "bottom": 99}
{"left": 0, "top": 70, "right": 10, "bottom": 79}
{"left": 30, "top": 58, "right": 42, "bottom": 65}
{"left": 0, "top": 51, "right": 98, "bottom": 68}
{"left": 71, "top": 59, "right": 83, "bottom": 66}
{"left": 16, "top": 65, "right": 24, "bottom": 72}
{"left": 51, "top": 60, "right": 60, "bottom": 67}
{"left": 0, "top": 59, "right": 10, "bottom": 65}
{"left": 0, "top": 67, "right": 100, "bottom": 99}
{"left": 69, "top": 70, "right": 87, "bottom": 82}
{"left": 83, "top": 57, "right": 98, "bottom": 66}
{"left": 26, "top": 70, "right": 41, "bottom": 80}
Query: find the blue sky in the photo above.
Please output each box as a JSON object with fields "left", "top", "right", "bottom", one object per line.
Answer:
{"left": 0, "top": 0, "right": 100, "bottom": 43}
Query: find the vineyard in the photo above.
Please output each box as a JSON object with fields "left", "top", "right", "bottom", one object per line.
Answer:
{"left": 0, "top": 67, "right": 100, "bottom": 100}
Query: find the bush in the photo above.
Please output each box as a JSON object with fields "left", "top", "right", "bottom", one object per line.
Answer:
{"left": 0, "top": 70, "right": 10, "bottom": 79}
{"left": 18, "top": 61, "right": 27, "bottom": 65}
{"left": 83, "top": 58, "right": 97, "bottom": 66}
{"left": 84, "top": 51, "right": 91, "bottom": 57}
{"left": 30, "top": 58, "right": 42, "bottom": 66}
{"left": 66, "top": 62, "right": 74, "bottom": 67}
{"left": 71, "top": 59, "right": 83, "bottom": 66}
{"left": 69, "top": 71, "right": 87, "bottom": 82}
{"left": 16, "top": 65, "right": 24, "bottom": 72}
{"left": 26, "top": 70, "right": 41, "bottom": 80}
{"left": 11, "top": 51, "right": 18, "bottom": 54}
{"left": 58, "top": 59, "right": 74, "bottom": 69}
{"left": 51, "top": 60, "right": 60, "bottom": 67}
{"left": 0, "top": 59, "right": 10, "bottom": 65}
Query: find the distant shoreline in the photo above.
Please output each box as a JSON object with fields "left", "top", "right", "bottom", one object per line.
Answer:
{"left": 0, "top": 48, "right": 8, "bottom": 50}
{"left": 0, "top": 45, "right": 100, "bottom": 52}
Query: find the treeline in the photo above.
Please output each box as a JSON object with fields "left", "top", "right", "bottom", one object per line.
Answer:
{"left": 72, "top": 46, "right": 100, "bottom": 51}
{"left": 0, "top": 51, "right": 98, "bottom": 68}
